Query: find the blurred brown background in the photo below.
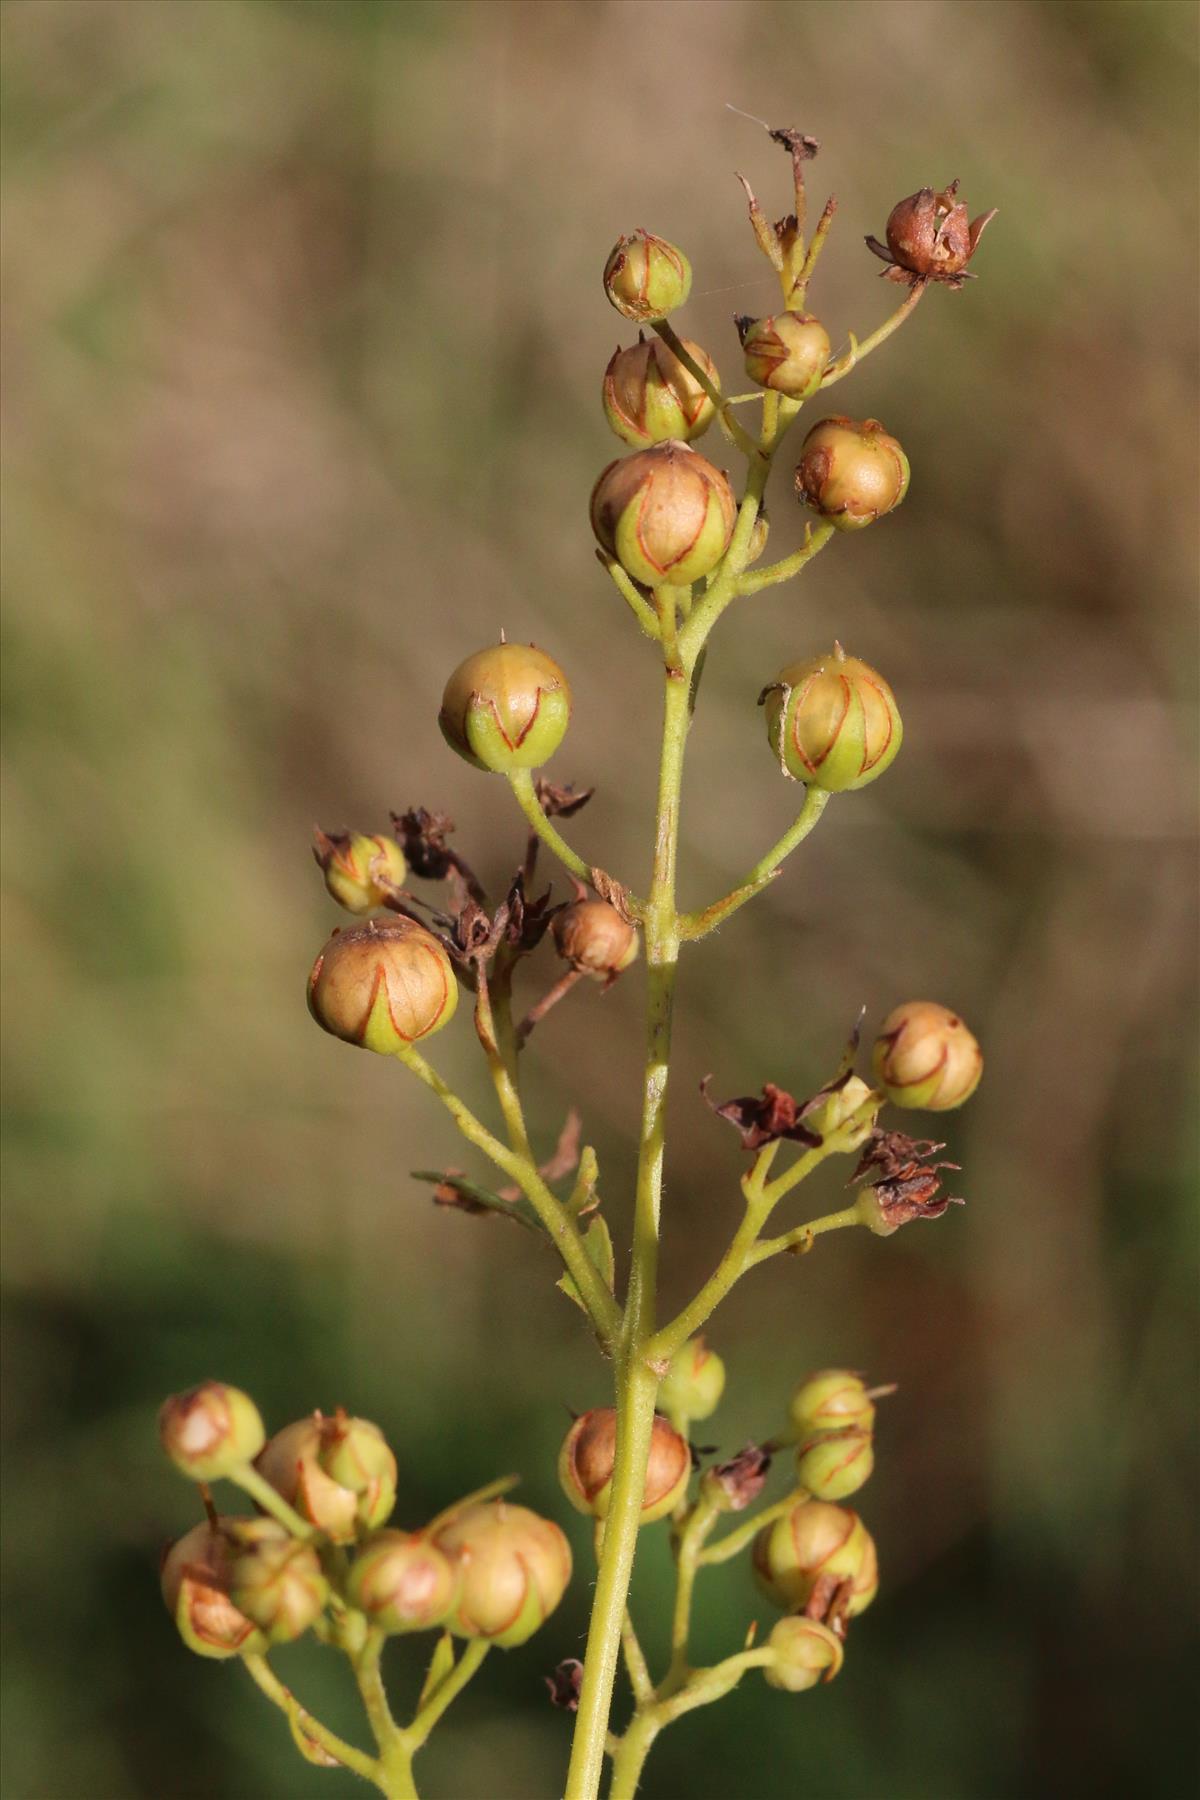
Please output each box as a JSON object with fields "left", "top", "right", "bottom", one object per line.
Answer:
{"left": 2, "top": 1, "right": 1197, "bottom": 1796}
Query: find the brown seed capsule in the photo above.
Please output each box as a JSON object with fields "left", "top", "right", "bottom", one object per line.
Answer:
{"left": 432, "top": 1500, "right": 572, "bottom": 1647}
{"left": 740, "top": 313, "right": 831, "bottom": 399}
{"left": 439, "top": 643, "right": 571, "bottom": 774}
{"left": 872, "top": 1001, "right": 982, "bottom": 1111}
{"left": 590, "top": 442, "right": 736, "bottom": 587}
{"left": 307, "top": 919, "right": 458, "bottom": 1052}
{"left": 255, "top": 1413, "right": 397, "bottom": 1544}
{"left": 558, "top": 1409, "right": 690, "bottom": 1523}
{"left": 552, "top": 899, "right": 639, "bottom": 982}
{"left": 160, "top": 1520, "right": 268, "bottom": 1660}
{"left": 602, "top": 335, "right": 718, "bottom": 448}
{"left": 603, "top": 231, "right": 692, "bottom": 323}
{"left": 866, "top": 181, "right": 996, "bottom": 288}
{"left": 159, "top": 1382, "right": 265, "bottom": 1482}
{"left": 795, "top": 417, "right": 909, "bottom": 531}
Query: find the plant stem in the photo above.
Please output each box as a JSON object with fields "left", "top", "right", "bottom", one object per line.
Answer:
{"left": 698, "top": 1489, "right": 806, "bottom": 1566}
{"left": 405, "top": 1639, "right": 490, "bottom": 1749}
{"left": 228, "top": 1464, "right": 315, "bottom": 1539}
{"left": 598, "top": 552, "right": 663, "bottom": 639}
{"left": 651, "top": 320, "right": 762, "bottom": 461}
{"left": 680, "top": 786, "right": 831, "bottom": 940}
{"left": 736, "top": 519, "right": 835, "bottom": 595}
{"left": 607, "top": 1712, "right": 662, "bottom": 1800}
{"left": 242, "top": 1653, "right": 383, "bottom": 1787}
{"left": 354, "top": 1629, "right": 402, "bottom": 1757}
{"left": 749, "top": 1201, "right": 863, "bottom": 1263}
{"left": 660, "top": 1494, "right": 720, "bottom": 1694}
{"left": 821, "top": 280, "right": 927, "bottom": 389}
{"left": 507, "top": 768, "right": 643, "bottom": 915}
{"left": 392, "top": 1042, "right": 620, "bottom": 1345}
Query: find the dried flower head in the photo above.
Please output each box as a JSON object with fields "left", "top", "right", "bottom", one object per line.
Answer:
{"left": 865, "top": 181, "right": 996, "bottom": 288}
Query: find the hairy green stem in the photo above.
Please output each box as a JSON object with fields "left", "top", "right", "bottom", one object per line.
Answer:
{"left": 736, "top": 519, "right": 835, "bottom": 596}
{"left": 821, "top": 280, "right": 927, "bottom": 388}
{"left": 242, "top": 1653, "right": 383, "bottom": 1788}
{"left": 698, "top": 1488, "right": 807, "bottom": 1566}
{"left": 680, "top": 786, "right": 831, "bottom": 940}
{"left": 405, "top": 1639, "right": 490, "bottom": 1749}
{"left": 229, "top": 1464, "right": 315, "bottom": 1540}
{"left": 392, "top": 1041, "right": 620, "bottom": 1345}
{"left": 651, "top": 319, "right": 762, "bottom": 461}
{"left": 660, "top": 1494, "right": 720, "bottom": 1694}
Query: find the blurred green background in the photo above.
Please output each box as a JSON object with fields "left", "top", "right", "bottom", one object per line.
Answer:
{"left": 2, "top": 1, "right": 1197, "bottom": 1795}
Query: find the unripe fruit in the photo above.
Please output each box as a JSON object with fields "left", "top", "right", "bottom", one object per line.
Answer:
{"left": 872, "top": 1001, "right": 982, "bottom": 1111}
{"left": 225, "top": 1519, "right": 328, "bottom": 1644}
{"left": 800, "top": 1075, "right": 878, "bottom": 1151}
{"left": 439, "top": 643, "right": 571, "bottom": 774}
{"left": 308, "top": 919, "right": 458, "bottom": 1052}
{"left": 764, "top": 1616, "right": 845, "bottom": 1692}
{"left": 313, "top": 830, "right": 407, "bottom": 914}
{"left": 795, "top": 416, "right": 909, "bottom": 530}
{"left": 558, "top": 1409, "right": 690, "bottom": 1523}
{"left": 159, "top": 1382, "right": 265, "bottom": 1483}
{"left": 762, "top": 646, "right": 902, "bottom": 792}
{"left": 552, "top": 899, "right": 639, "bottom": 981}
{"left": 795, "top": 1427, "right": 875, "bottom": 1501}
{"left": 160, "top": 1520, "right": 267, "bottom": 1659}
{"left": 658, "top": 1336, "right": 726, "bottom": 1423}
{"left": 788, "top": 1370, "right": 877, "bottom": 1439}
{"left": 346, "top": 1531, "right": 461, "bottom": 1635}
{"left": 590, "top": 443, "right": 736, "bottom": 588}
{"left": 847, "top": 1525, "right": 879, "bottom": 1617}
{"left": 432, "top": 1500, "right": 572, "bottom": 1648}
{"left": 255, "top": 1413, "right": 397, "bottom": 1544}
{"left": 740, "top": 313, "right": 831, "bottom": 399}
{"left": 603, "top": 336, "right": 718, "bottom": 448}
{"left": 752, "top": 1499, "right": 869, "bottom": 1612}
{"left": 603, "top": 230, "right": 692, "bottom": 323}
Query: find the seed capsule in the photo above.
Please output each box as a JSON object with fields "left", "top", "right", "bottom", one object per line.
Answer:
{"left": 313, "top": 830, "right": 407, "bottom": 914}
{"left": 795, "top": 1427, "right": 875, "bottom": 1501}
{"left": 763, "top": 1616, "right": 845, "bottom": 1692}
{"left": 558, "top": 1409, "right": 690, "bottom": 1523}
{"left": 866, "top": 182, "right": 996, "bottom": 288}
{"left": 225, "top": 1519, "right": 328, "bottom": 1644}
{"left": 307, "top": 919, "right": 458, "bottom": 1052}
{"left": 872, "top": 1001, "right": 983, "bottom": 1111}
{"left": 159, "top": 1382, "right": 265, "bottom": 1483}
{"left": 752, "top": 1499, "right": 869, "bottom": 1612}
{"left": 788, "top": 1370, "right": 878, "bottom": 1439}
{"left": 800, "top": 1075, "right": 879, "bottom": 1150}
{"left": 794, "top": 416, "right": 909, "bottom": 530}
{"left": 603, "top": 230, "right": 692, "bottom": 323}
{"left": 255, "top": 1413, "right": 397, "bottom": 1544}
{"left": 439, "top": 643, "right": 571, "bottom": 774}
{"left": 658, "top": 1336, "right": 726, "bottom": 1423}
{"left": 160, "top": 1520, "right": 267, "bottom": 1659}
{"left": 762, "top": 646, "right": 902, "bottom": 792}
{"left": 603, "top": 335, "right": 718, "bottom": 448}
{"left": 590, "top": 442, "right": 735, "bottom": 588}
{"left": 740, "top": 313, "right": 831, "bottom": 399}
{"left": 346, "top": 1531, "right": 461, "bottom": 1634}
{"left": 432, "top": 1500, "right": 572, "bottom": 1648}
{"left": 552, "top": 899, "right": 638, "bottom": 981}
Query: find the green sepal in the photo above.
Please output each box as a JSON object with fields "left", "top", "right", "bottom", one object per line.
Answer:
{"left": 557, "top": 1216, "right": 615, "bottom": 1314}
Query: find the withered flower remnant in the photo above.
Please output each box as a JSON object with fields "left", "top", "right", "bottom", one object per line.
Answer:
{"left": 603, "top": 230, "right": 692, "bottom": 323}
{"left": 852, "top": 1128, "right": 964, "bottom": 1235}
{"left": 794, "top": 417, "right": 909, "bottom": 531}
{"left": 312, "top": 829, "right": 407, "bottom": 915}
{"left": 590, "top": 442, "right": 736, "bottom": 588}
{"left": 559, "top": 1409, "right": 690, "bottom": 1523}
{"left": 439, "top": 643, "right": 571, "bottom": 775}
{"left": 866, "top": 181, "right": 996, "bottom": 288}
{"left": 739, "top": 312, "right": 831, "bottom": 399}
{"left": 702, "top": 1443, "right": 772, "bottom": 1514}
{"left": 432, "top": 1500, "right": 572, "bottom": 1647}
{"left": 308, "top": 918, "right": 457, "bottom": 1052}
{"left": 603, "top": 335, "right": 718, "bottom": 448}
{"left": 700, "top": 1078, "right": 823, "bottom": 1153}
{"left": 872, "top": 1001, "right": 982, "bottom": 1110}
{"left": 761, "top": 646, "right": 902, "bottom": 792}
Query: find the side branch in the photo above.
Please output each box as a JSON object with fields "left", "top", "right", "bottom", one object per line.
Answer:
{"left": 680, "top": 787, "right": 831, "bottom": 940}
{"left": 507, "top": 769, "right": 644, "bottom": 917}
{"left": 821, "top": 280, "right": 927, "bottom": 389}
{"left": 736, "top": 519, "right": 835, "bottom": 596}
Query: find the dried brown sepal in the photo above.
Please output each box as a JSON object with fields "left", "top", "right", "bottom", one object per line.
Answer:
{"left": 709, "top": 1444, "right": 772, "bottom": 1512}
{"left": 851, "top": 1128, "right": 964, "bottom": 1228}
{"left": 545, "top": 1658, "right": 584, "bottom": 1711}
{"left": 700, "top": 1077, "right": 823, "bottom": 1152}
{"left": 803, "top": 1571, "right": 854, "bottom": 1638}
{"left": 534, "top": 780, "right": 595, "bottom": 820}
{"left": 503, "top": 872, "right": 558, "bottom": 957}
{"left": 391, "top": 807, "right": 486, "bottom": 905}
{"left": 589, "top": 867, "right": 637, "bottom": 925}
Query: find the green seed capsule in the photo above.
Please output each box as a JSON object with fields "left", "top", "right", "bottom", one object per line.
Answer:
{"left": 762, "top": 646, "right": 902, "bottom": 792}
